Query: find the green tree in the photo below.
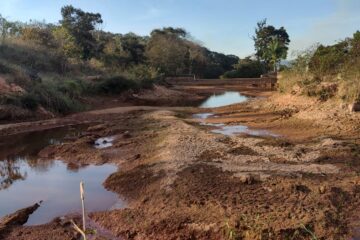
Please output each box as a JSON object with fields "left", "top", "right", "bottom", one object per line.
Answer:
{"left": 264, "top": 37, "right": 287, "bottom": 72}
{"left": 121, "top": 33, "right": 147, "bottom": 65}
{"left": 308, "top": 41, "right": 349, "bottom": 77}
{"left": 21, "top": 25, "right": 56, "bottom": 48}
{"left": 253, "top": 19, "right": 290, "bottom": 69}
{"left": 0, "top": 15, "right": 22, "bottom": 43}
{"left": 221, "top": 56, "right": 266, "bottom": 78}
{"left": 60, "top": 5, "right": 103, "bottom": 60}
{"left": 146, "top": 27, "right": 189, "bottom": 75}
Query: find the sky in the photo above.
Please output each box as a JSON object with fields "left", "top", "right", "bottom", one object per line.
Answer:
{"left": 0, "top": 0, "right": 359, "bottom": 59}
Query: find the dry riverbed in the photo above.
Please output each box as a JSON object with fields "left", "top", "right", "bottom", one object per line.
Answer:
{"left": 0, "top": 87, "right": 360, "bottom": 240}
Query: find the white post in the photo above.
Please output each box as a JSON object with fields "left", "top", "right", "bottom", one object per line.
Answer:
{"left": 80, "top": 181, "right": 86, "bottom": 233}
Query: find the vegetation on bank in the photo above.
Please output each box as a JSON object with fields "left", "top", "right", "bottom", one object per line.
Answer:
{"left": 221, "top": 19, "right": 290, "bottom": 79}
{"left": 279, "top": 31, "right": 360, "bottom": 103}
{"left": 0, "top": 5, "right": 240, "bottom": 117}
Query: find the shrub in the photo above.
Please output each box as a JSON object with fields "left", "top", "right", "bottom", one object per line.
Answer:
{"left": 93, "top": 76, "right": 139, "bottom": 94}
{"left": 0, "top": 40, "right": 68, "bottom": 74}
{"left": 20, "top": 93, "right": 39, "bottom": 110}
{"left": 0, "top": 61, "right": 13, "bottom": 74}
{"left": 308, "top": 41, "right": 349, "bottom": 78}
{"left": 221, "top": 57, "right": 266, "bottom": 78}
{"left": 30, "top": 81, "right": 83, "bottom": 114}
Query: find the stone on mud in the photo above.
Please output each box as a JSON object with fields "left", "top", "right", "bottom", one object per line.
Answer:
{"left": 349, "top": 102, "right": 360, "bottom": 112}
{"left": 238, "top": 174, "right": 254, "bottom": 184}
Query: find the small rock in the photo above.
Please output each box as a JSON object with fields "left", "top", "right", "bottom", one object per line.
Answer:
{"left": 239, "top": 175, "right": 253, "bottom": 184}
{"left": 349, "top": 102, "right": 360, "bottom": 112}
{"left": 123, "top": 131, "right": 131, "bottom": 138}
{"left": 319, "top": 186, "right": 326, "bottom": 194}
{"left": 264, "top": 187, "right": 273, "bottom": 192}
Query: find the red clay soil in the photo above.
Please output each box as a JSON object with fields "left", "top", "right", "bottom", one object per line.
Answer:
{"left": 0, "top": 85, "right": 360, "bottom": 240}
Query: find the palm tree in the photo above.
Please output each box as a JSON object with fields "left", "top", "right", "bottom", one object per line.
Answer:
{"left": 264, "top": 37, "right": 287, "bottom": 72}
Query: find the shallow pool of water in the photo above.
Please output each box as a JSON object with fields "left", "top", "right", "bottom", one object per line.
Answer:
{"left": 193, "top": 113, "right": 279, "bottom": 137}
{"left": 0, "top": 126, "right": 123, "bottom": 225}
{"left": 211, "top": 124, "right": 279, "bottom": 137}
{"left": 199, "top": 91, "right": 248, "bottom": 108}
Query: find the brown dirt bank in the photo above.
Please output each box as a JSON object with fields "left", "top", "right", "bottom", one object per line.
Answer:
{"left": 203, "top": 93, "right": 360, "bottom": 141}
{"left": 0, "top": 88, "right": 359, "bottom": 239}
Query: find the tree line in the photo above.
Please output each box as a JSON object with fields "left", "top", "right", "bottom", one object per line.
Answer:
{"left": 0, "top": 6, "right": 292, "bottom": 79}
{"left": 0, "top": 5, "right": 241, "bottom": 79}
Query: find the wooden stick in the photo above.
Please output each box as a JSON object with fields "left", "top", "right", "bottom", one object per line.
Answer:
{"left": 80, "top": 181, "right": 86, "bottom": 232}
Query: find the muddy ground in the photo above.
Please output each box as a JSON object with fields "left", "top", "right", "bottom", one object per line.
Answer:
{"left": 0, "top": 83, "right": 360, "bottom": 240}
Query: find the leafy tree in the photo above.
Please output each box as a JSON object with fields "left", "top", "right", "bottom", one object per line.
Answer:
{"left": 52, "top": 26, "right": 82, "bottom": 59}
{"left": 308, "top": 41, "right": 349, "bottom": 77}
{"left": 21, "top": 26, "right": 56, "bottom": 48}
{"left": 120, "top": 33, "right": 147, "bottom": 65}
{"left": 351, "top": 31, "right": 360, "bottom": 58}
{"left": 221, "top": 56, "right": 266, "bottom": 78}
{"left": 0, "top": 15, "right": 23, "bottom": 43}
{"left": 146, "top": 27, "right": 189, "bottom": 75}
{"left": 264, "top": 37, "right": 287, "bottom": 72}
{"left": 150, "top": 27, "right": 187, "bottom": 38}
{"left": 60, "top": 5, "right": 103, "bottom": 60}
{"left": 253, "top": 19, "right": 290, "bottom": 69}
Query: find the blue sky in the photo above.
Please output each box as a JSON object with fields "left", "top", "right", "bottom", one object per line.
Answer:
{"left": 0, "top": 0, "right": 359, "bottom": 58}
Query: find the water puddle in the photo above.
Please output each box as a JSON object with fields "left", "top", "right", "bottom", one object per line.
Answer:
{"left": 0, "top": 126, "right": 124, "bottom": 225}
{"left": 192, "top": 113, "right": 215, "bottom": 119}
{"left": 199, "top": 91, "right": 248, "bottom": 108}
{"left": 212, "top": 124, "right": 279, "bottom": 137}
{"left": 94, "top": 136, "right": 115, "bottom": 149}
{"left": 195, "top": 92, "right": 278, "bottom": 137}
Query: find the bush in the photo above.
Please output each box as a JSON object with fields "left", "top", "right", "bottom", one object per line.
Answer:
{"left": 308, "top": 41, "right": 349, "bottom": 78}
{"left": 93, "top": 76, "right": 139, "bottom": 94}
{"left": 279, "top": 32, "right": 360, "bottom": 103}
{"left": 20, "top": 93, "right": 39, "bottom": 110}
{"left": 221, "top": 57, "right": 266, "bottom": 78}
{"left": 0, "top": 40, "right": 68, "bottom": 74}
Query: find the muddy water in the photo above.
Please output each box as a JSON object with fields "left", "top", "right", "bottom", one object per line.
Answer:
{"left": 196, "top": 91, "right": 279, "bottom": 137}
{"left": 0, "top": 126, "right": 123, "bottom": 225}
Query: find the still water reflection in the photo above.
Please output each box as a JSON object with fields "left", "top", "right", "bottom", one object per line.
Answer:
{"left": 0, "top": 126, "right": 123, "bottom": 225}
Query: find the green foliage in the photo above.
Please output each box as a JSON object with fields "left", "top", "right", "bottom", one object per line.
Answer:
{"left": 253, "top": 19, "right": 290, "bottom": 70}
{"left": 221, "top": 57, "right": 266, "bottom": 78}
{"left": 279, "top": 30, "right": 360, "bottom": 103}
{"left": 309, "top": 41, "right": 349, "bottom": 77}
{"left": 30, "top": 81, "right": 83, "bottom": 114}
{"left": 146, "top": 28, "right": 189, "bottom": 75}
{"left": 19, "top": 93, "right": 39, "bottom": 110}
{"left": 146, "top": 27, "right": 239, "bottom": 78}
{"left": 93, "top": 76, "right": 139, "bottom": 94}
{"left": 0, "top": 40, "right": 68, "bottom": 73}
{"left": 0, "top": 6, "right": 247, "bottom": 119}
{"left": 60, "top": 5, "right": 103, "bottom": 60}
{"left": 21, "top": 24, "right": 56, "bottom": 48}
